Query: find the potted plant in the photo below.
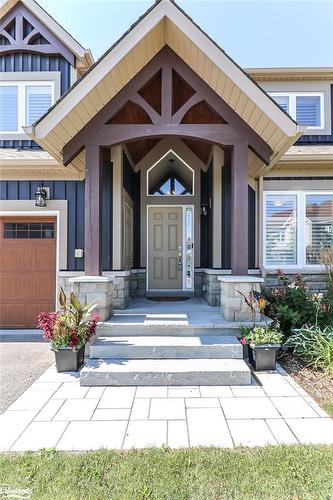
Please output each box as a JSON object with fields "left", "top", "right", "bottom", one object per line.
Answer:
{"left": 38, "top": 287, "right": 99, "bottom": 372}
{"left": 247, "top": 326, "right": 283, "bottom": 371}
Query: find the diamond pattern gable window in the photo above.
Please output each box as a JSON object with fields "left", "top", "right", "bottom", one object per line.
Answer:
{"left": 265, "top": 195, "right": 297, "bottom": 266}
{"left": 306, "top": 194, "right": 333, "bottom": 265}
{"left": 296, "top": 96, "right": 321, "bottom": 127}
{"left": 153, "top": 175, "right": 190, "bottom": 196}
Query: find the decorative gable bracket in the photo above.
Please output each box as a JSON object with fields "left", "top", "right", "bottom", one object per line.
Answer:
{"left": 0, "top": 3, "right": 75, "bottom": 66}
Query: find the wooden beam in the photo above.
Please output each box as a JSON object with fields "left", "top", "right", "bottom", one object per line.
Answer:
{"left": 166, "top": 48, "right": 272, "bottom": 165}
{"left": 90, "top": 124, "right": 240, "bottom": 147}
{"left": 171, "top": 93, "right": 202, "bottom": 124}
{"left": 231, "top": 142, "right": 248, "bottom": 275}
{"left": 161, "top": 63, "right": 172, "bottom": 123}
{"left": 85, "top": 144, "right": 103, "bottom": 276}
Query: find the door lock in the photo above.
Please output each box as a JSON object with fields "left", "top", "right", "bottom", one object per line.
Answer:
{"left": 178, "top": 246, "right": 183, "bottom": 271}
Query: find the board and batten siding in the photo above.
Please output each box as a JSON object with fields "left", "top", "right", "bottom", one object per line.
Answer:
{"left": 0, "top": 53, "right": 71, "bottom": 149}
{"left": 0, "top": 171, "right": 113, "bottom": 272}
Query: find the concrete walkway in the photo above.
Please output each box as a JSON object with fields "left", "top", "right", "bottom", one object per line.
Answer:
{"left": 1, "top": 363, "right": 332, "bottom": 452}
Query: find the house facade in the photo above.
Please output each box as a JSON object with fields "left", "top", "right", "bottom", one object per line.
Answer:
{"left": 1, "top": 0, "right": 332, "bottom": 328}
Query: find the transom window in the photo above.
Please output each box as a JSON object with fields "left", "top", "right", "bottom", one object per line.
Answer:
{"left": 4, "top": 222, "right": 55, "bottom": 239}
{"left": 147, "top": 150, "right": 194, "bottom": 196}
{"left": 264, "top": 192, "right": 333, "bottom": 268}
{"left": 269, "top": 92, "right": 324, "bottom": 129}
{"left": 0, "top": 81, "right": 54, "bottom": 133}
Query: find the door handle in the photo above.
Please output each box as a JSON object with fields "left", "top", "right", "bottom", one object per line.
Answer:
{"left": 178, "top": 246, "right": 182, "bottom": 270}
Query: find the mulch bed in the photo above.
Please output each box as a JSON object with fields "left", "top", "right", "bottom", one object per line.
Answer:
{"left": 279, "top": 352, "right": 333, "bottom": 409}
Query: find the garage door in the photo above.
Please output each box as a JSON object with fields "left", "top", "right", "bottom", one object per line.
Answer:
{"left": 0, "top": 216, "right": 56, "bottom": 328}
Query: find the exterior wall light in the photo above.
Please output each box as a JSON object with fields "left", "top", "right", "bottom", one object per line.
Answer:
{"left": 201, "top": 203, "right": 209, "bottom": 216}
{"left": 35, "top": 186, "right": 48, "bottom": 207}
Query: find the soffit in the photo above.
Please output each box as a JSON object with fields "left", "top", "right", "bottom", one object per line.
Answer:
{"left": 25, "top": 0, "right": 301, "bottom": 175}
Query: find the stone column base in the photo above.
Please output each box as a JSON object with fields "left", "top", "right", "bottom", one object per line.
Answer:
{"left": 69, "top": 276, "right": 114, "bottom": 321}
{"left": 218, "top": 276, "right": 264, "bottom": 322}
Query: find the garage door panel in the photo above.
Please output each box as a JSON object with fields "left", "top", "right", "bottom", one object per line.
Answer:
{"left": 0, "top": 217, "right": 56, "bottom": 328}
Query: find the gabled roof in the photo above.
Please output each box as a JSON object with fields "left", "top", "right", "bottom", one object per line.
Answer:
{"left": 25, "top": 0, "right": 303, "bottom": 177}
{"left": 0, "top": 0, "right": 94, "bottom": 71}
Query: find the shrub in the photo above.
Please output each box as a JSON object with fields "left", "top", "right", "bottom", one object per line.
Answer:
{"left": 286, "top": 325, "right": 333, "bottom": 375}
{"left": 262, "top": 271, "right": 317, "bottom": 335}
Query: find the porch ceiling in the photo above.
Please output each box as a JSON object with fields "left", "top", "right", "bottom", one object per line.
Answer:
{"left": 24, "top": 0, "right": 302, "bottom": 177}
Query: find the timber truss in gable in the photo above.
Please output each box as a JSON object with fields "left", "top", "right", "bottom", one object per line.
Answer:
{"left": 63, "top": 47, "right": 272, "bottom": 167}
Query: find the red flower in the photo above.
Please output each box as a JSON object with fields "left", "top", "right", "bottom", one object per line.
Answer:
{"left": 38, "top": 312, "right": 58, "bottom": 340}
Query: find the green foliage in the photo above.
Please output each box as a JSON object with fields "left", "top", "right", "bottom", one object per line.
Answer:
{"left": 262, "top": 271, "right": 317, "bottom": 335}
{"left": 286, "top": 325, "right": 333, "bottom": 375}
{"left": 248, "top": 326, "right": 283, "bottom": 346}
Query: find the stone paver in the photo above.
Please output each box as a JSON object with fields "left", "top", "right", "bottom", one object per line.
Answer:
{"left": 123, "top": 421, "right": 167, "bottom": 449}
{"left": 286, "top": 418, "right": 333, "bottom": 445}
{"left": 57, "top": 421, "right": 127, "bottom": 450}
{"left": 168, "top": 420, "right": 189, "bottom": 448}
{"left": 228, "top": 420, "right": 276, "bottom": 447}
{"left": 149, "top": 398, "right": 186, "bottom": 420}
{"left": 270, "top": 397, "right": 319, "bottom": 419}
{"left": 11, "top": 421, "right": 68, "bottom": 451}
{"left": 220, "top": 397, "right": 280, "bottom": 419}
{"left": 0, "top": 363, "right": 332, "bottom": 451}
{"left": 187, "top": 407, "right": 233, "bottom": 447}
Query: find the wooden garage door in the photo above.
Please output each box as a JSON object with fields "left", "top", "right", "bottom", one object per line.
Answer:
{"left": 0, "top": 216, "right": 56, "bottom": 328}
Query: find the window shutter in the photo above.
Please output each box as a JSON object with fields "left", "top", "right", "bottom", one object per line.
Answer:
{"left": 296, "top": 96, "right": 321, "bottom": 127}
{"left": 306, "top": 195, "right": 333, "bottom": 265}
{"left": 0, "top": 86, "right": 18, "bottom": 132}
{"left": 272, "top": 95, "right": 289, "bottom": 114}
{"left": 265, "top": 195, "right": 297, "bottom": 266}
{"left": 25, "top": 85, "right": 52, "bottom": 126}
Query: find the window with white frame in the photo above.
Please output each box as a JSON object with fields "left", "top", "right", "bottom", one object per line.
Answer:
{"left": 269, "top": 92, "right": 324, "bottom": 129}
{"left": 264, "top": 192, "right": 333, "bottom": 268}
{"left": 0, "top": 81, "right": 54, "bottom": 134}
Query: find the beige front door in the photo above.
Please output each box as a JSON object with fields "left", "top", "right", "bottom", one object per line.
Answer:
{"left": 123, "top": 201, "right": 133, "bottom": 270}
{"left": 148, "top": 207, "right": 183, "bottom": 290}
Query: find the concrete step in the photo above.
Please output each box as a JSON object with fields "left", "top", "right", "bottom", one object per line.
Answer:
{"left": 97, "top": 323, "right": 242, "bottom": 337}
{"left": 80, "top": 358, "right": 252, "bottom": 386}
{"left": 90, "top": 335, "right": 243, "bottom": 360}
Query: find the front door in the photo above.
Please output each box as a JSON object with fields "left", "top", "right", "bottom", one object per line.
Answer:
{"left": 148, "top": 207, "right": 183, "bottom": 290}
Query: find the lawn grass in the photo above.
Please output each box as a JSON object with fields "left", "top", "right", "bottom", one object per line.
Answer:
{"left": 0, "top": 446, "right": 333, "bottom": 500}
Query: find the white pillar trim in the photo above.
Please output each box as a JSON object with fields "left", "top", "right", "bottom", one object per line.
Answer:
{"left": 111, "top": 145, "right": 123, "bottom": 270}
{"left": 212, "top": 145, "right": 224, "bottom": 268}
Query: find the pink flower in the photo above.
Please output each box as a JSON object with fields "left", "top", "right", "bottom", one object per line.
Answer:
{"left": 240, "top": 337, "right": 247, "bottom": 345}
{"left": 93, "top": 312, "right": 101, "bottom": 322}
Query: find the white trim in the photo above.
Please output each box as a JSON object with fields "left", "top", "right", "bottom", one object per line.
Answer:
{"left": 30, "top": 0, "right": 298, "bottom": 140}
{"left": 146, "top": 204, "right": 194, "bottom": 292}
{"left": 146, "top": 149, "right": 195, "bottom": 197}
{"left": 0, "top": 210, "right": 60, "bottom": 310}
{"left": 269, "top": 91, "right": 325, "bottom": 130}
{"left": 263, "top": 190, "right": 333, "bottom": 271}
{"left": 0, "top": 0, "right": 93, "bottom": 64}
{"left": 0, "top": 79, "right": 55, "bottom": 138}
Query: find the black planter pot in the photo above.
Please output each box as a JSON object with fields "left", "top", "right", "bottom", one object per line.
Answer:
{"left": 54, "top": 344, "right": 85, "bottom": 372}
{"left": 249, "top": 344, "right": 280, "bottom": 371}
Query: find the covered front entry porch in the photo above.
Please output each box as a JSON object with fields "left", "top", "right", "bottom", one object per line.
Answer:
{"left": 71, "top": 48, "right": 271, "bottom": 314}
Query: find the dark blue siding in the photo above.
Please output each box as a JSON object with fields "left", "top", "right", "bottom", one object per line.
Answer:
{"left": 201, "top": 160, "right": 213, "bottom": 268}
{"left": 122, "top": 151, "right": 141, "bottom": 268}
{"left": 0, "top": 53, "right": 71, "bottom": 149}
{"left": 297, "top": 85, "right": 333, "bottom": 144}
{"left": 0, "top": 178, "right": 113, "bottom": 272}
